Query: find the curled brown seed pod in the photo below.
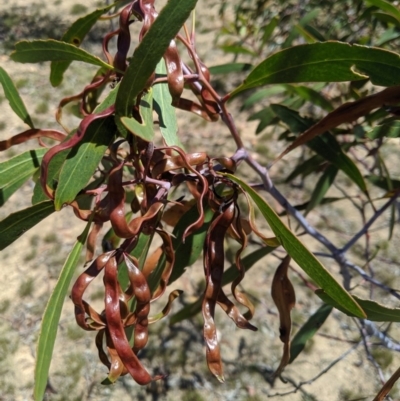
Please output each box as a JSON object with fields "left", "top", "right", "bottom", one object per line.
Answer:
{"left": 123, "top": 253, "right": 151, "bottom": 354}
{"left": 0, "top": 128, "right": 65, "bottom": 151}
{"left": 107, "top": 164, "right": 164, "bottom": 238}
{"left": 104, "top": 255, "right": 159, "bottom": 385}
{"left": 71, "top": 252, "right": 113, "bottom": 330}
{"left": 271, "top": 255, "right": 296, "bottom": 379}
{"left": 217, "top": 290, "right": 257, "bottom": 331}
{"left": 202, "top": 202, "right": 235, "bottom": 382}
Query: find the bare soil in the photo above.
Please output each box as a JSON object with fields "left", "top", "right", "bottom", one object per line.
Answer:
{"left": 1, "top": 1, "right": 400, "bottom": 401}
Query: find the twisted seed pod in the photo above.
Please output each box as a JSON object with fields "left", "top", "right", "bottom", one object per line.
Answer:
{"left": 216, "top": 290, "right": 257, "bottom": 331}
{"left": 230, "top": 204, "right": 256, "bottom": 320}
{"left": 158, "top": 146, "right": 209, "bottom": 239}
{"left": 0, "top": 129, "right": 65, "bottom": 151}
{"left": 107, "top": 164, "right": 164, "bottom": 238}
{"left": 113, "top": 4, "right": 133, "bottom": 74}
{"left": 86, "top": 221, "right": 104, "bottom": 262}
{"left": 71, "top": 252, "right": 113, "bottom": 330}
{"left": 104, "top": 255, "right": 157, "bottom": 385}
{"left": 151, "top": 152, "right": 207, "bottom": 179}
{"left": 202, "top": 203, "right": 235, "bottom": 382}
{"left": 163, "top": 41, "right": 184, "bottom": 101}
{"left": 124, "top": 253, "right": 151, "bottom": 354}
{"left": 271, "top": 255, "right": 296, "bottom": 379}
{"left": 40, "top": 105, "right": 115, "bottom": 198}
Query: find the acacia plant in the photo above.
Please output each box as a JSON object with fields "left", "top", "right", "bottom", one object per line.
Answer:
{"left": 1, "top": 0, "right": 400, "bottom": 400}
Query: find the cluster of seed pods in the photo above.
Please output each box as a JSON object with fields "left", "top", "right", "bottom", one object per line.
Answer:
{"left": 65, "top": 140, "right": 263, "bottom": 384}
{"left": 0, "top": 0, "right": 298, "bottom": 386}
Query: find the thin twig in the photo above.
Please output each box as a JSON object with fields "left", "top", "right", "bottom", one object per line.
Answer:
{"left": 341, "top": 190, "right": 400, "bottom": 253}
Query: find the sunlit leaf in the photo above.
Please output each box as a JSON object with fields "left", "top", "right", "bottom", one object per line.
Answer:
{"left": 231, "top": 42, "right": 400, "bottom": 96}
{"left": 0, "top": 149, "right": 46, "bottom": 206}
{"left": 50, "top": 3, "right": 116, "bottom": 86}
{"left": 34, "top": 220, "right": 91, "bottom": 401}
{"left": 153, "top": 60, "right": 182, "bottom": 147}
{"left": 121, "top": 90, "right": 154, "bottom": 142}
{"left": 11, "top": 40, "right": 113, "bottom": 70}
{"left": 290, "top": 303, "right": 333, "bottom": 363}
{"left": 0, "top": 66, "right": 34, "bottom": 128}
{"left": 366, "top": 0, "right": 400, "bottom": 23}
{"left": 224, "top": 173, "right": 365, "bottom": 318}
{"left": 316, "top": 290, "right": 400, "bottom": 321}
{"left": 54, "top": 117, "right": 116, "bottom": 210}
{"left": 0, "top": 201, "right": 55, "bottom": 250}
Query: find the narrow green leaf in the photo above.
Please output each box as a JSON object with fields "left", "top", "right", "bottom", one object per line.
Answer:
{"left": 241, "top": 86, "right": 286, "bottom": 110}
{"left": 0, "top": 201, "right": 55, "bottom": 250}
{"left": 55, "top": 117, "right": 116, "bottom": 210}
{"left": 309, "top": 133, "right": 367, "bottom": 194}
{"left": 224, "top": 174, "right": 365, "bottom": 318}
{"left": 0, "top": 66, "right": 34, "bottom": 128}
{"left": 208, "top": 63, "right": 253, "bottom": 75}
{"left": 34, "top": 220, "right": 91, "bottom": 401}
{"left": 271, "top": 104, "right": 368, "bottom": 194}
{"left": 282, "top": 8, "right": 321, "bottom": 48}
{"left": 366, "top": 121, "right": 400, "bottom": 139}
{"left": 50, "top": 3, "right": 116, "bottom": 86}
{"left": 284, "top": 84, "right": 333, "bottom": 111}
{"left": 285, "top": 155, "right": 324, "bottom": 183}
{"left": 115, "top": 0, "right": 198, "bottom": 118}
{"left": 261, "top": 16, "right": 279, "bottom": 45}
{"left": 121, "top": 90, "right": 155, "bottom": 142}
{"left": 366, "top": 0, "right": 400, "bottom": 22}
{"left": 0, "top": 149, "right": 46, "bottom": 206}
{"left": 11, "top": 39, "right": 113, "bottom": 70}
{"left": 153, "top": 60, "right": 182, "bottom": 147}
{"left": 231, "top": 42, "right": 400, "bottom": 96}
{"left": 305, "top": 165, "right": 338, "bottom": 215}
{"left": 220, "top": 44, "right": 257, "bottom": 56}
{"left": 170, "top": 246, "right": 274, "bottom": 325}
{"left": 366, "top": 174, "right": 400, "bottom": 191}
{"left": 316, "top": 290, "right": 400, "bottom": 322}
{"left": 289, "top": 303, "right": 333, "bottom": 363}
{"left": 294, "top": 24, "right": 318, "bottom": 43}
{"left": 376, "top": 27, "right": 400, "bottom": 46}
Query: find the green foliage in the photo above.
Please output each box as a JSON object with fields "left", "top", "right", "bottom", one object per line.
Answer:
{"left": 34, "top": 220, "right": 91, "bottom": 401}
{"left": 1, "top": 0, "right": 400, "bottom": 399}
